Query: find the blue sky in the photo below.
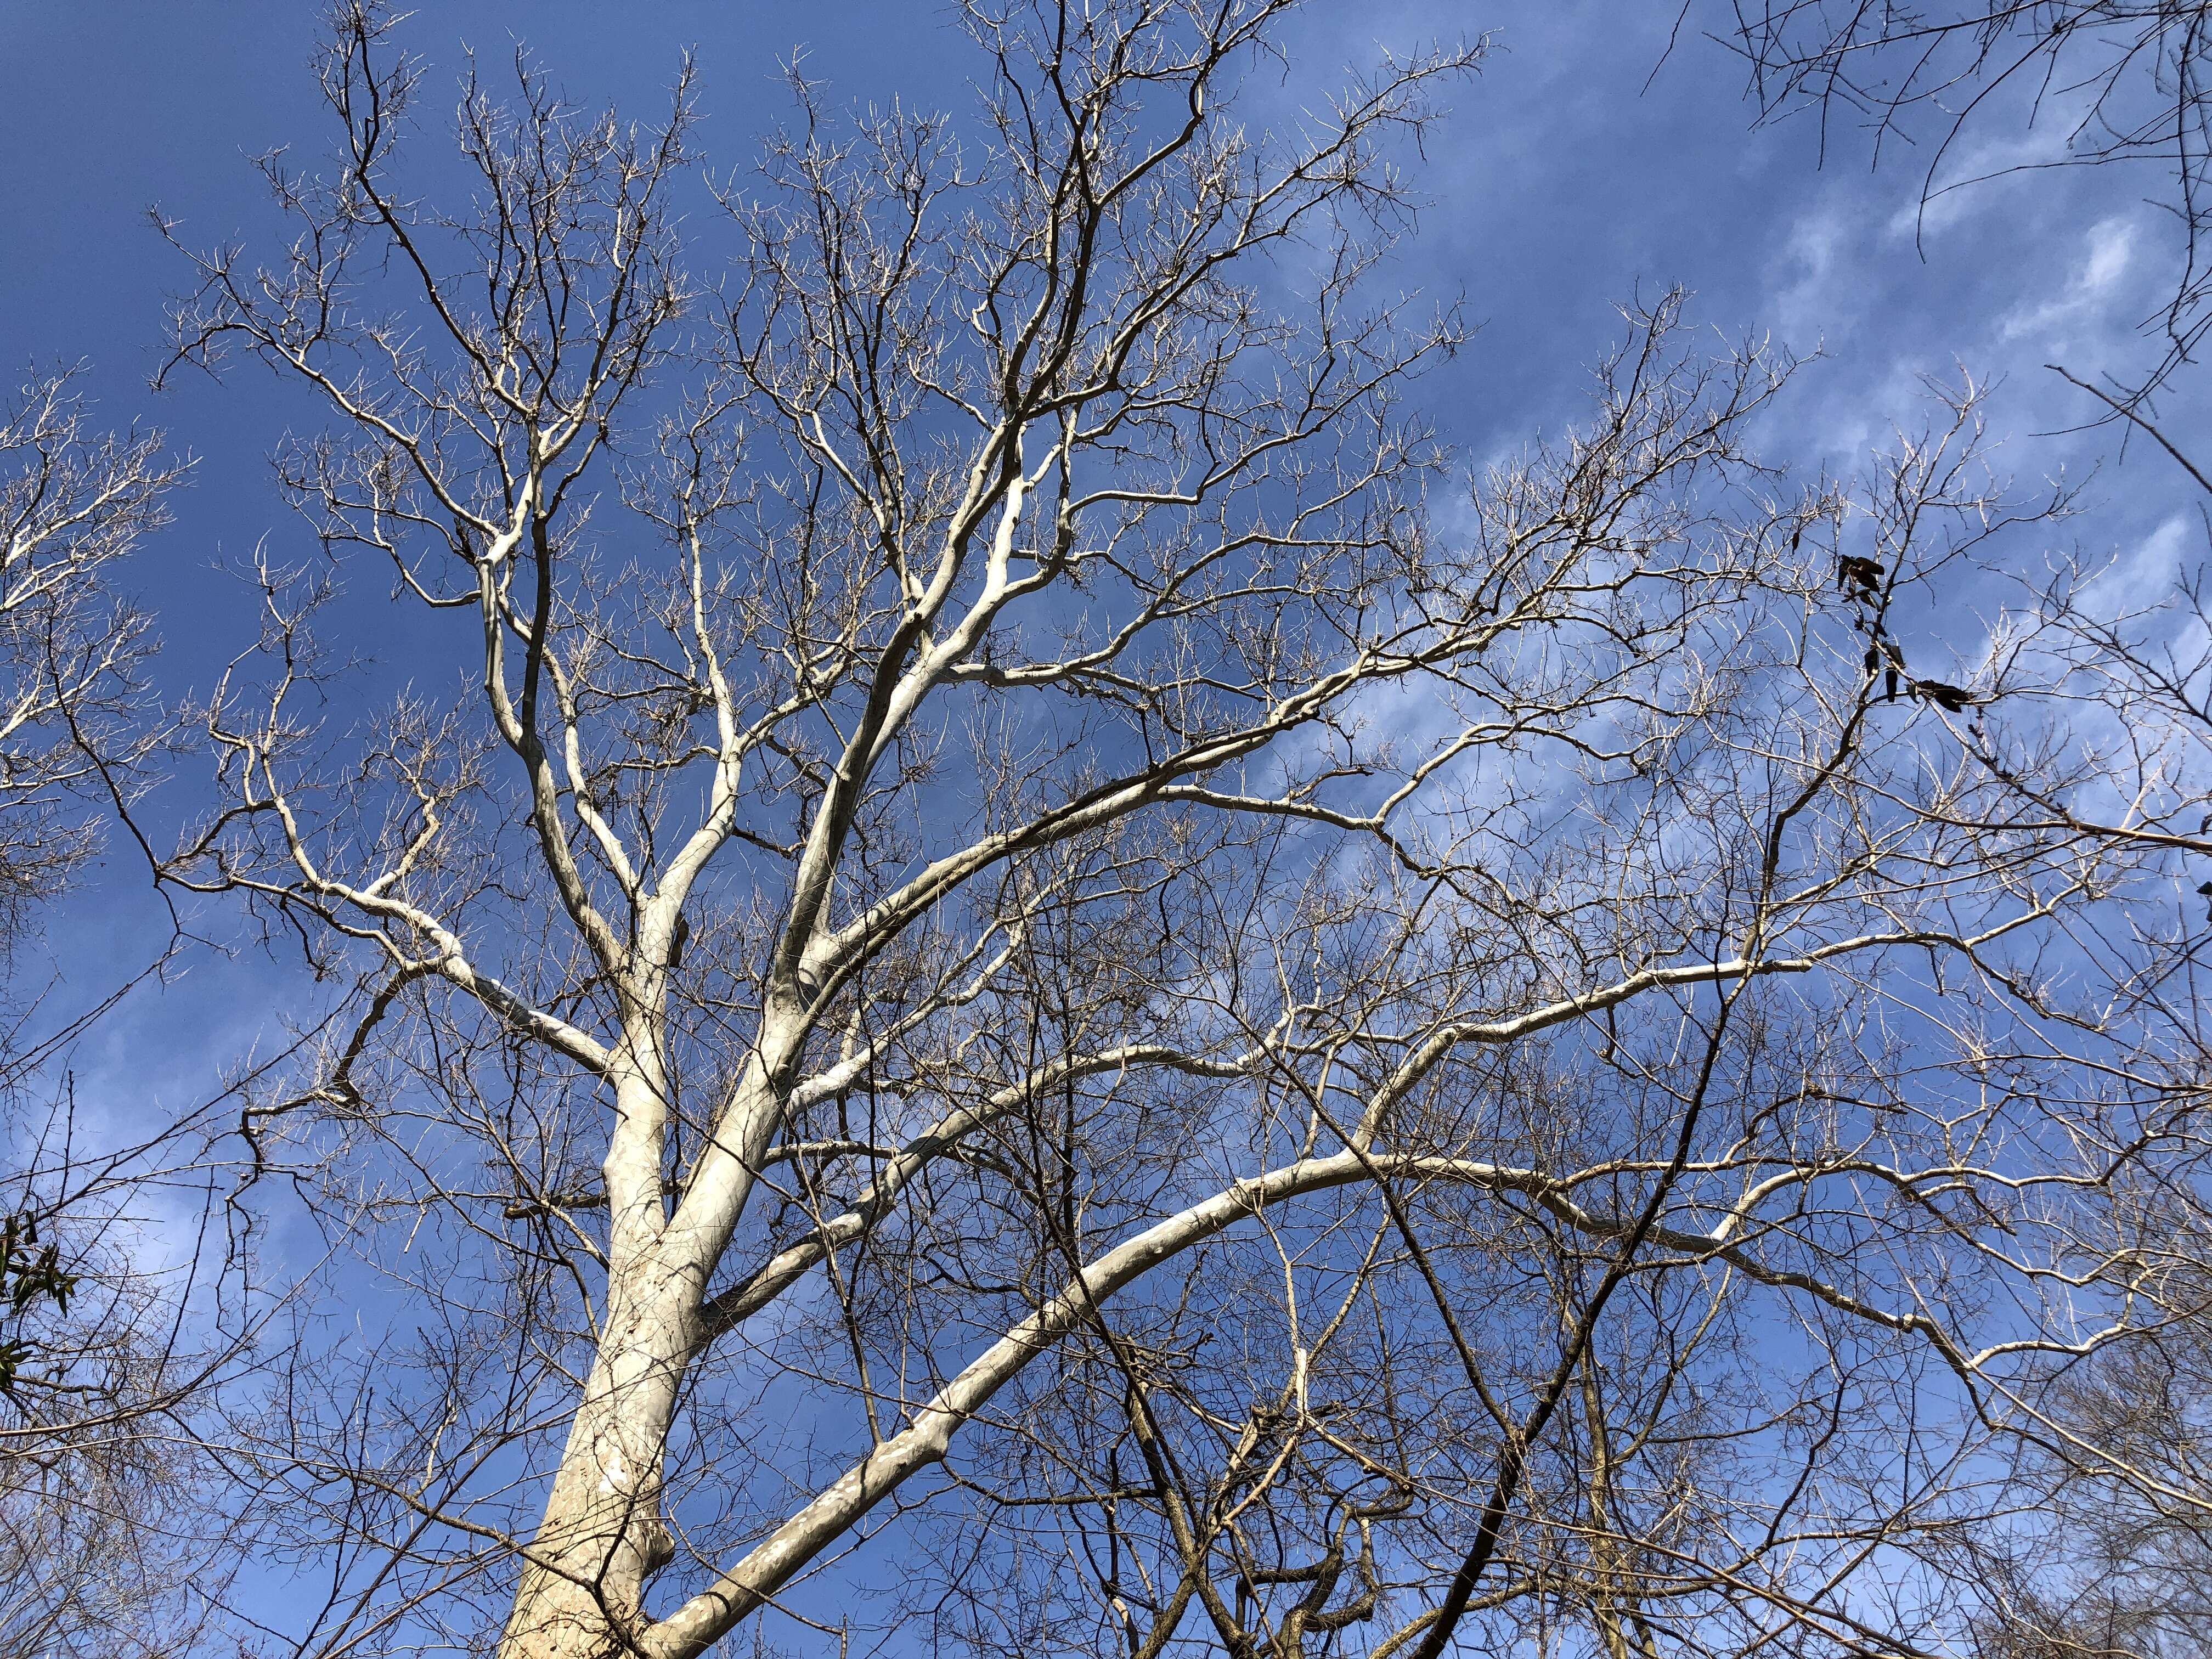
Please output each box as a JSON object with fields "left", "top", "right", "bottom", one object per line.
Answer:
{"left": 4, "top": 0, "right": 2207, "bottom": 1643}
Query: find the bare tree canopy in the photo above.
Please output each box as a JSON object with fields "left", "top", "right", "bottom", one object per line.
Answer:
{"left": 1719, "top": 2, "right": 2212, "bottom": 394}
{"left": 0, "top": 365, "right": 176, "bottom": 952}
{"left": 0, "top": 370, "right": 250, "bottom": 1653}
{"left": 11, "top": 2, "right": 2212, "bottom": 1658}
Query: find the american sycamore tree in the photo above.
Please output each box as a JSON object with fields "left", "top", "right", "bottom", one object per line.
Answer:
{"left": 144, "top": 3, "right": 2212, "bottom": 1657}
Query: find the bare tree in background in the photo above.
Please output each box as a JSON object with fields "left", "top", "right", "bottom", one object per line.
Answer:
{"left": 1832, "top": 382, "right": 2212, "bottom": 1659}
{"left": 0, "top": 366, "right": 173, "bottom": 953}
{"left": 149, "top": 3, "right": 2212, "bottom": 1657}
{"left": 1712, "top": 19, "right": 2212, "bottom": 1647}
{"left": 1720, "top": 2, "right": 2212, "bottom": 396}
{"left": 0, "top": 374, "right": 247, "bottom": 1651}
{"left": 0, "top": 1103, "right": 250, "bottom": 1659}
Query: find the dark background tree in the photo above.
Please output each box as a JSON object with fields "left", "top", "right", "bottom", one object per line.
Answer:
{"left": 1722, "top": 2, "right": 2212, "bottom": 397}
{"left": 0, "top": 369, "right": 247, "bottom": 1656}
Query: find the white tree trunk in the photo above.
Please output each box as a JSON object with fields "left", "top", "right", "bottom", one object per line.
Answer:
{"left": 501, "top": 1029, "right": 789, "bottom": 1657}
{"left": 500, "top": 1278, "right": 689, "bottom": 1658}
